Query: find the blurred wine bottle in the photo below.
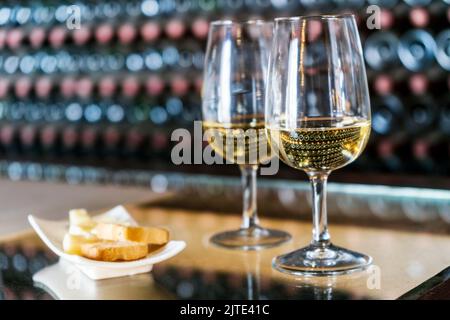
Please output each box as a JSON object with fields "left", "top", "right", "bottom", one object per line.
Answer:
{"left": 372, "top": 94, "right": 411, "bottom": 172}
{"left": 398, "top": 29, "right": 436, "bottom": 71}
{"left": 365, "top": 31, "right": 400, "bottom": 71}
{"left": 405, "top": 74, "right": 437, "bottom": 136}
{"left": 435, "top": 29, "right": 450, "bottom": 71}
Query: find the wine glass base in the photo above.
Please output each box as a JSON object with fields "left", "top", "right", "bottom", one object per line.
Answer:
{"left": 210, "top": 226, "right": 291, "bottom": 251}
{"left": 273, "top": 243, "right": 372, "bottom": 276}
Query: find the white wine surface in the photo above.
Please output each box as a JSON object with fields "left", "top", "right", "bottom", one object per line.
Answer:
{"left": 266, "top": 117, "right": 371, "bottom": 171}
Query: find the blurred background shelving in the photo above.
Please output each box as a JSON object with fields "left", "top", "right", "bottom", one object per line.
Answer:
{"left": 0, "top": 0, "right": 448, "bottom": 188}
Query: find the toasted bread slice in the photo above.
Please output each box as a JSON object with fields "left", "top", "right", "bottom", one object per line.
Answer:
{"left": 69, "top": 209, "right": 97, "bottom": 237}
{"left": 69, "top": 209, "right": 95, "bottom": 228}
{"left": 63, "top": 234, "right": 99, "bottom": 255}
{"left": 80, "top": 241, "right": 148, "bottom": 262}
{"left": 93, "top": 223, "right": 169, "bottom": 245}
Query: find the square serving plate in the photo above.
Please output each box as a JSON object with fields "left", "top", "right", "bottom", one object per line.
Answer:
{"left": 28, "top": 205, "right": 186, "bottom": 280}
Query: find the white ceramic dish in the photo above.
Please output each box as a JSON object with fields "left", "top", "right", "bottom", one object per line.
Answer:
{"left": 28, "top": 205, "right": 186, "bottom": 280}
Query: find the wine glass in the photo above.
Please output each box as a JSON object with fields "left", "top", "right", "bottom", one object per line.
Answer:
{"left": 265, "top": 15, "right": 372, "bottom": 275}
{"left": 202, "top": 20, "right": 291, "bottom": 250}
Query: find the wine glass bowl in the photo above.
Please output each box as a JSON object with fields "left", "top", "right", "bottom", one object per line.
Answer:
{"left": 265, "top": 15, "right": 372, "bottom": 275}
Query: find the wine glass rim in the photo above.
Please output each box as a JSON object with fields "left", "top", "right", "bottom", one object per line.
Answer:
{"left": 274, "top": 14, "right": 355, "bottom": 22}
{"left": 210, "top": 19, "right": 272, "bottom": 26}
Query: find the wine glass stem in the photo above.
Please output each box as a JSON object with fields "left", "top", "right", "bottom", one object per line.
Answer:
{"left": 240, "top": 165, "right": 260, "bottom": 229}
{"left": 308, "top": 171, "right": 331, "bottom": 247}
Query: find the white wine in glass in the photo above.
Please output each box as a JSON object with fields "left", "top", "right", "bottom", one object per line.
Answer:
{"left": 265, "top": 15, "right": 373, "bottom": 275}
{"left": 267, "top": 117, "right": 371, "bottom": 172}
{"left": 202, "top": 21, "right": 291, "bottom": 250}
{"left": 203, "top": 115, "right": 273, "bottom": 165}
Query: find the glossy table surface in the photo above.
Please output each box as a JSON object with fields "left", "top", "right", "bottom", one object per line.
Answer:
{"left": 2, "top": 202, "right": 450, "bottom": 300}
